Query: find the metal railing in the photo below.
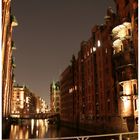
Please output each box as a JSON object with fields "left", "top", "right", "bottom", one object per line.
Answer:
{"left": 3, "top": 132, "right": 138, "bottom": 140}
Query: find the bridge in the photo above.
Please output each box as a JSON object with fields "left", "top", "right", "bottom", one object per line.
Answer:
{"left": 34, "top": 112, "right": 60, "bottom": 120}
{"left": 10, "top": 112, "right": 59, "bottom": 119}
{"left": 10, "top": 112, "right": 60, "bottom": 124}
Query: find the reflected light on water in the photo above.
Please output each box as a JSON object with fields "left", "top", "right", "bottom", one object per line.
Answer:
{"left": 36, "top": 129, "right": 39, "bottom": 137}
{"left": 3, "top": 118, "right": 94, "bottom": 139}
{"left": 8, "top": 119, "right": 56, "bottom": 139}
{"left": 19, "top": 127, "right": 28, "bottom": 139}
{"left": 36, "top": 119, "right": 47, "bottom": 138}
{"left": 36, "top": 119, "right": 39, "bottom": 127}
{"left": 45, "top": 119, "right": 49, "bottom": 132}
{"left": 31, "top": 119, "right": 35, "bottom": 134}
{"left": 10, "top": 125, "right": 29, "bottom": 140}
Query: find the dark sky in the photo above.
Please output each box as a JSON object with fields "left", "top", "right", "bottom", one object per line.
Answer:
{"left": 11, "top": 0, "right": 116, "bottom": 105}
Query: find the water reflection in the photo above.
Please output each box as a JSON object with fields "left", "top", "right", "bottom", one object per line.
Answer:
{"left": 31, "top": 119, "right": 34, "bottom": 134}
{"left": 3, "top": 119, "right": 92, "bottom": 139}
{"left": 10, "top": 125, "right": 29, "bottom": 140}
{"left": 9, "top": 119, "right": 49, "bottom": 139}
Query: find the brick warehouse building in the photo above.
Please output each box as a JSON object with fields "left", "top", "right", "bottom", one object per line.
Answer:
{"left": 111, "top": 0, "right": 138, "bottom": 132}
{"left": 76, "top": 8, "right": 120, "bottom": 133}
{"left": 2, "top": 0, "right": 18, "bottom": 119}
{"left": 60, "top": 56, "right": 77, "bottom": 127}
{"left": 59, "top": 0, "right": 138, "bottom": 133}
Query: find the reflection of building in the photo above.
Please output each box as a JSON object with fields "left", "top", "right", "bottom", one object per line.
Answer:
{"left": 50, "top": 81, "right": 60, "bottom": 113}
{"left": 11, "top": 85, "right": 36, "bottom": 118}
{"left": 2, "top": 0, "right": 18, "bottom": 118}
{"left": 9, "top": 119, "right": 48, "bottom": 139}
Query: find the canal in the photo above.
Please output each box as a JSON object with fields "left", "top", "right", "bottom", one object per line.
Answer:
{"left": 2, "top": 119, "right": 138, "bottom": 140}
{"left": 2, "top": 119, "right": 92, "bottom": 139}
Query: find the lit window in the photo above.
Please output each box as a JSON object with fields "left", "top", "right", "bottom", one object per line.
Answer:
{"left": 75, "top": 85, "right": 77, "bottom": 90}
{"left": 93, "top": 47, "right": 96, "bottom": 52}
{"left": 90, "top": 48, "right": 92, "bottom": 53}
{"left": 69, "top": 88, "right": 73, "bottom": 93}
{"left": 97, "top": 40, "right": 101, "bottom": 47}
{"left": 26, "top": 97, "right": 29, "bottom": 103}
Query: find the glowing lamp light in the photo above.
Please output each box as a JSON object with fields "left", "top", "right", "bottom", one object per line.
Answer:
{"left": 113, "top": 39, "right": 123, "bottom": 47}
{"left": 118, "top": 28, "right": 127, "bottom": 38}
{"left": 123, "top": 82, "right": 131, "bottom": 95}
{"left": 121, "top": 96, "right": 132, "bottom": 116}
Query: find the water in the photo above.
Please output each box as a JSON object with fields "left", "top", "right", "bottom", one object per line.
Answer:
{"left": 2, "top": 119, "right": 92, "bottom": 139}
{"left": 2, "top": 119, "right": 138, "bottom": 140}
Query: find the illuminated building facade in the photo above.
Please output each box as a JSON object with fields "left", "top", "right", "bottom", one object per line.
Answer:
{"left": 59, "top": 0, "right": 138, "bottom": 132}
{"left": 111, "top": 0, "right": 138, "bottom": 131}
{"left": 2, "top": 0, "right": 18, "bottom": 119}
{"left": 50, "top": 81, "right": 61, "bottom": 113}
{"left": 36, "top": 97, "right": 42, "bottom": 113}
{"left": 36, "top": 96, "right": 48, "bottom": 114}
{"left": 11, "top": 85, "right": 36, "bottom": 118}
{"left": 114, "top": 0, "right": 138, "bottom": 72}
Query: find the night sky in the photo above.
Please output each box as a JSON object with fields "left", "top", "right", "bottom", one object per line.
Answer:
{"left": 11, "top": 0, "right": 116, "bottom": 105}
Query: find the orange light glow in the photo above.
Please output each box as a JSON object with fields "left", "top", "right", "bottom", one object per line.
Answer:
{"left": 121, "top": 97, "right": 132, "bottom": 116}
{"left": 123, "top": 81, "right": 131, "bottom": 95}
